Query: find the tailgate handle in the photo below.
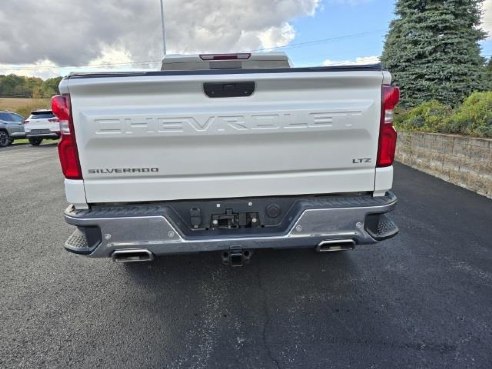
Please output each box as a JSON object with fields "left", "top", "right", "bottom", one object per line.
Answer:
{"left": 203, "top": 82, "right": 255, "bottom": 98}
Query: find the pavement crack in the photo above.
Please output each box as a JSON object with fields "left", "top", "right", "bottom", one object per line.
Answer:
{"left": 256, "top": 265, "right": 282, "bottom": 369}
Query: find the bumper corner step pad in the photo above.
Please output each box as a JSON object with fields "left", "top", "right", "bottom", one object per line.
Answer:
{"left": 365, "top": 213, "right": 399, "bottom": 241}
{"left": 65, "top": 229, "right": 93, "bottom": 254}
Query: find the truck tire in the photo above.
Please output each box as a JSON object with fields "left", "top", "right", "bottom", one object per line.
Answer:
{"left": 0, "top": 130, "right": 10, "bottom": 147}
{"left": 29, "top": 138, "right": 43, "bottom": 146}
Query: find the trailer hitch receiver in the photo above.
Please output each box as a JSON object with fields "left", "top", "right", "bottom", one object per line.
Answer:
{"left": 222, "top": 246, "right": 252, "bottom": 267}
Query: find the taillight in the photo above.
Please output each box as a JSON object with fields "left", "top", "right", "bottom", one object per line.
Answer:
{"left": 48, "top": 118, "right": 60, "bottom": 123}
{"left": 51, "top": 94, "right": 82, "bottom": 179}
{"left": 199, "top": 53, "right": 251, "bottom": 60}
{"left": 23, "top": 120, "right": 29, "bottom": 124}
{"left": 377, "top": 85, "right": 400, "bottom": 167}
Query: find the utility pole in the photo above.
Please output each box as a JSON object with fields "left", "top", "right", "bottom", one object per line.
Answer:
{"left": 160, "top": 0, "right": 167, "bottom": 56}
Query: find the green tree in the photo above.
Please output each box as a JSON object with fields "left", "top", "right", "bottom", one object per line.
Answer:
{"left": 0, "top": 74, "right": 29, "bottom": 97}
{"left": 0, "top": 74, "right": 62, "bottom": 98}
{"left": 41, "top": 77, "right": 63, "bottom": 97}
{"left": 486, "top": 58, "right": 492, "bottom": 89}
{"left": 381, "top": 0, "right": 486, "bottom": 107}
{"left": 25, "top": 76, "right": 43, "bottom": 98}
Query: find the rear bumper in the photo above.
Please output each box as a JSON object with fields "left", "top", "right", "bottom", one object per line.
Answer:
{"left": 26, "top": 132, "right": 60, "bottom": 139}
{"left": 10, "top": 132, "right": 26, "bottom": 138}
{"left": 64, "top": 192, "right": 398, "bottom": 258}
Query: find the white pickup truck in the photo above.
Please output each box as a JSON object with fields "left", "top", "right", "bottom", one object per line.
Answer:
{"left": 54, "top": 53, "right": 399, "bottom": 265}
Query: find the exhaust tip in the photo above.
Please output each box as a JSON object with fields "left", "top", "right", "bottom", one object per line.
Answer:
{"left": 112, "top": 249, "right": 154, "bottom": 263}
{"left": 316, "top": 239, "right": 355, "bottom": 253}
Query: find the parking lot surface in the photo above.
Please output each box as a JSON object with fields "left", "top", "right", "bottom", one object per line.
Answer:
{"left": 1, "top": 144, "right": 491, "bottom": 369}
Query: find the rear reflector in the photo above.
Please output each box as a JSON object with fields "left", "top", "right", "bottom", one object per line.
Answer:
{"left": 377, "top": 85, "right": 400, "bottom": 167}
{"left": 52, "top": 95, "right": 82, "bottom": 179}
{"left": 199, "top": 53, "right": 251, "bottom": 60}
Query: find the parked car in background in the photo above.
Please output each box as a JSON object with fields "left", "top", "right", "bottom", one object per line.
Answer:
{"left": 0, "top": 111, "right": 26, "bottom": 147}
{"left": 24, "top": 109, "right": 60, "bottom": 146}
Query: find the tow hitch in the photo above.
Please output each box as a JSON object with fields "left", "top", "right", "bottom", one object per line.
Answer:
{"left": 221, "top": 246, "right": 253, "bottom": 267}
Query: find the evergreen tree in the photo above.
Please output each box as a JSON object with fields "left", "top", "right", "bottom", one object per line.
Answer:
{"left": 486, "top": 58, "right": 492, "bottom": 89}
{"left": 381, "top": 0, "right": 486, "bottom": 107}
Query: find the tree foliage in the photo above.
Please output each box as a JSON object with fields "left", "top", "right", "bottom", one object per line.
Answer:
{"left": 395, "top": 100, "right": 452, "bottom": 131}
{"left": 395, "top": 91, "right": 492, "bottom": 137}
{"left": 0, "top": 75, "right": 62, "bottom": 98}
{"left": 447, "top": 91, "right": 492, "bottom": 137}
{"left": 382, "top": 0, "right": 486, "bottom": 107}
{"left": 486, "top": 58, "right": 492, "bottom": 89}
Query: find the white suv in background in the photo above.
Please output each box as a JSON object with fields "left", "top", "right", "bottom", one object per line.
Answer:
{"left": 24, "top": 109, "right": 60, "bottom": 146}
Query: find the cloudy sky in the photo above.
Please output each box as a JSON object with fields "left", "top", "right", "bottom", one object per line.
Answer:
{"left": 0, "top": 0, "right": 491, "bottom": 79}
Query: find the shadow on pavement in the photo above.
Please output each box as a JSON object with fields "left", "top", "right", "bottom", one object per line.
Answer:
{"left": 122, "top": 247, "right": 356, "bottom": 292}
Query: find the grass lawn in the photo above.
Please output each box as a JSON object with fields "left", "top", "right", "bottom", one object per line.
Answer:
{"left": 11, "top": 138, "right": 59, "bottom": 147}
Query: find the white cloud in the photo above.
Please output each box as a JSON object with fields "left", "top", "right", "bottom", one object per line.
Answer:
{"left": 0, "top": 0, "right": 321, "bottom": 78}
{"left": 329, "top": 0, "right": 372, "bottom": 5}
{"left": 0, "top": 60, "right": 60, "bottom": 79}
{"left": 87, "top": 47, "right": 133, "bottom": 68}
{"left": 483, "top": 0, "right": 492, "bottom": 39}
{"left": 323, "top": 55, "right": 380, "bottom": 66}
{"left": 257, "top": 24, "right": 296, "bottom": 50}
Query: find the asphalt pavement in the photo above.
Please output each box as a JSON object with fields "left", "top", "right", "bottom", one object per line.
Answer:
{"left": 1, "top": 143, "right": 491, "bottom": 369}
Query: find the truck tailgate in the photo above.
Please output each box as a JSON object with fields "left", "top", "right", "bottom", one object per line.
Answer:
{"left": 64, "top": 68, "right": 385, "bottom": 203}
